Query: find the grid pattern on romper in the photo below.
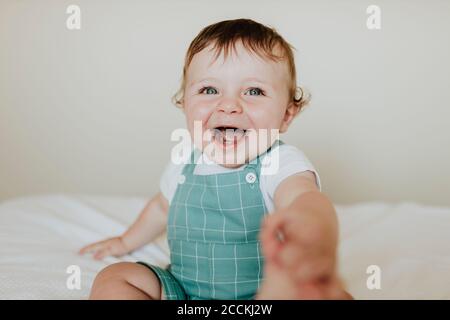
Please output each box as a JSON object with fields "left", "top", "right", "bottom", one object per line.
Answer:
{"left": 166, "top": 148, "right": 269, "bottom": 300}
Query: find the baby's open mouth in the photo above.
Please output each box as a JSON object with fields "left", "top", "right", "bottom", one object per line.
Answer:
{"left": 212, "top": 126, "right": 248, "bottom": 146}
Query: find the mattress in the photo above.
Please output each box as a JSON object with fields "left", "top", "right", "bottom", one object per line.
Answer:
{"left": 0, "top": 194, "right": 449, "bottom": 299}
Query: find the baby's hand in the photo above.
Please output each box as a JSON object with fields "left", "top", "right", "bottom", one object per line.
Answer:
{"left": 260, "top": 207, "right": 338, "bottom": 291}
{"left": 78, "top": 236, "right": 130, "bottom": 260}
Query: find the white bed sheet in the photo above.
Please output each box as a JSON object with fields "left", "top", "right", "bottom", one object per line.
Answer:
{"left": 0, "top": 194, "right": 449, "bottom": 299}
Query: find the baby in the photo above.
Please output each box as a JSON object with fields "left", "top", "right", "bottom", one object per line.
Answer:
{"left": 80, "top": 18, "right": 351, "bottom": 300}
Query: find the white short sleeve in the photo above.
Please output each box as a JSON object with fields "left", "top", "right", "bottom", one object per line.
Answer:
{"left": 159, "top": 161, "right": 185, "bottom": 205}
{"left": 259, "top": 144, "right": 322, "bottom": 213}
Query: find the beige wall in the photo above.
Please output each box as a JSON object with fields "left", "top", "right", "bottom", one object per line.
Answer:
{"left": 1, "top": 0, "right": 449, "bottom": 205}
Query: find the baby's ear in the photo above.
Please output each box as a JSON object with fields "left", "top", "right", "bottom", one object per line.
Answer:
{"left": 172, "top": 90, "right": 185, "bottom": 111}
{"left": 174, "top": 99, "right": 186, "bottom": 113}
{"left": 280, "top": 102, "right": 301, "bottom": 133}
{"left": 177, "top": 101, "right": 185, "bottom": 111}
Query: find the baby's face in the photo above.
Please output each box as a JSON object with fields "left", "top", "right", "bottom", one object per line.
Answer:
{"left": 182, "top": 41, "right": 295, "bottom": 167}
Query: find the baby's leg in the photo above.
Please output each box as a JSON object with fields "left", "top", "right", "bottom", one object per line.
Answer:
{"left": 89, "top": 262, "right": 164, "bottom": 300}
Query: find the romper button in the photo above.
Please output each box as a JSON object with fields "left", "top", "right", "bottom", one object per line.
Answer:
{"left": 245, "top": 172, "right": 257, "bottom": 184}
{"left": 178, "top": 174, "right": 186, "bottom": 184}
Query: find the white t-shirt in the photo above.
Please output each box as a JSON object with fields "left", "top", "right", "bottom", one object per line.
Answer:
{"left": 159, "top": 143, "right": 322, "bottom": 214}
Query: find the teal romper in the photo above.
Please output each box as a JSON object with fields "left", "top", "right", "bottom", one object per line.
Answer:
{"left": 138, "top": 141, "right": 283, "bottom": 300}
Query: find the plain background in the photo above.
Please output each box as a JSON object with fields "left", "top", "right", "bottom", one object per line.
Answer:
{"left": 1, "top": 0, "right": 449, "bottom": 205}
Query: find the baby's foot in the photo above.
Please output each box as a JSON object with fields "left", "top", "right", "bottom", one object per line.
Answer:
{"left": 256, "top": 260, "right": 301, "bottom": 299}
{"left": 256, "top": 260, "right": 352, "bottom": 299}
{"left": 257, "top": 204, "right": 353, "bottom": 299}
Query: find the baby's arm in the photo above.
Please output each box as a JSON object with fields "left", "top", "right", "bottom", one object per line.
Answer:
{"left": 79, "top": 192, "right": 169, "bottom": 259}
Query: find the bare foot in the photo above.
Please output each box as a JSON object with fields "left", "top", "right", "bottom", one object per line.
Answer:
{"left": 257, "top": 201, "right": 353, "bottom": 300}
{"left": 256, "top": 260, "right": 353, "bottom": 299}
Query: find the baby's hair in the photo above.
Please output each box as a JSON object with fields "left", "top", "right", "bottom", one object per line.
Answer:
{"left": 172, "top": 18, "right": 310, "bottom": 114}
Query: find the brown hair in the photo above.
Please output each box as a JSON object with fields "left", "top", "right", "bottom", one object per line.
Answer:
{"left": 172, "top": 18, "right": 310, "bottom": 113}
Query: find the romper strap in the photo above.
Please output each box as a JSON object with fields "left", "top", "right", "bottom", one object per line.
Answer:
{"left": 247, "top": 139, "right": 284, "bottom": 168}
{"left": 182, "top": 147, "right": 202, "bottom": 175}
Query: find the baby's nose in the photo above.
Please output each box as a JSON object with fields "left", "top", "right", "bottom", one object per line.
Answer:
{"left": 216, "top": 98, "right": 243, "bottom": 114}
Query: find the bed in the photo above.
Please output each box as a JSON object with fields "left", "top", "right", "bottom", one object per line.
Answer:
{"left": 0, "top": 194, "right": 449, "bottom": 299}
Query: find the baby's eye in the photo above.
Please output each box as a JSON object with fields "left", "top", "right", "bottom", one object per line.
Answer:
{"left": 245, "top": 87, "right": 265, "bottom": 96}
{"left": 199, "top": 86, "right": 218, "bottom": 95}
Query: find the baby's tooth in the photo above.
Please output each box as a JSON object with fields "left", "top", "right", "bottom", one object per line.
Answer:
{"left": 234, "top": 129, "right": 245, "bottom": 140}
{"left": 224, "top": 129, "right": 235, "bottom": 141}
{"left": 213, "top": 128, "right": 223, "bottom": 141}
{"left": 212, "top": 127, "right": 245, "bottom": 146}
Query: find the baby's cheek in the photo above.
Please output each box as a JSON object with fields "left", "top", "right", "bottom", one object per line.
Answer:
{"left": 252, "top": 113, "right": 280, "bottom": 131}
{"left": 186, "top": 101, "right": 214, "bottom": 122}
{"left": 184, "top": 109, "right": 205, "bottom": 130}
{"left": 248, "top": 104, "right": 284, "bottom": 129}
{"left": 185, "top": 113, "right": 211, "bottom": 147}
